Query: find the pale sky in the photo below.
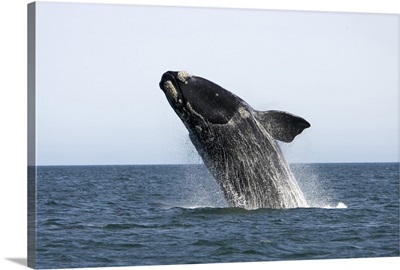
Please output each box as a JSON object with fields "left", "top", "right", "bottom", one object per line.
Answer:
{"left": 35, "top": 2, "right": 399, "bottom": 165}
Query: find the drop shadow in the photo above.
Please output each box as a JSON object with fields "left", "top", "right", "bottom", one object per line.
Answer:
{"left": 6, "top": 258, "right": 27, "bottom": 267}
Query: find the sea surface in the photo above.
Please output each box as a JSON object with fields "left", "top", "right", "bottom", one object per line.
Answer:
{"left": 35, "top": 163, "right": 399, "bottom": 269}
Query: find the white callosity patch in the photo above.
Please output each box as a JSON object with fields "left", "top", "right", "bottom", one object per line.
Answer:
{"left": 164, "top": 80, "right": 178, "bottom": 102}
{"left": 177, "top": 70, "right": 191, "bottom": 84}
{"left": 238, "top": 107, "right": 250, "bottom": 119}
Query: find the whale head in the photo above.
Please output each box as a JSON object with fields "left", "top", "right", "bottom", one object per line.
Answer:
{"left": 159, "top": 71, "right": 241, "bottom": 126}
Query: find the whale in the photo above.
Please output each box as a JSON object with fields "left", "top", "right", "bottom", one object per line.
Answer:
{"left": 159, "top": 71, "right": 310, "bottom": 209}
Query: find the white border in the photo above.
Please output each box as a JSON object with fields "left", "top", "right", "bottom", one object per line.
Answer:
{"left": 0, "top": 1, "right": 399, "bottom": 270}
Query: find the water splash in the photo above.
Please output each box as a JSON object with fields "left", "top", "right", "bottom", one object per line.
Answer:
{"left": 188, "top": 110, "right": 309, "bottom": 210}
{"left": 177, "top": 164, "right": 228, "bottom": 209}
{"left": 290, "top": 163, "right": 328, "bottom": 207}
{"left": 290, "top": 163, "right": 347, "bottom": 209}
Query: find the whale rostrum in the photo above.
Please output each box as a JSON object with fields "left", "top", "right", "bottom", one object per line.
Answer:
{"left": 159, "top": 71, "right": 310, "bottom": 209}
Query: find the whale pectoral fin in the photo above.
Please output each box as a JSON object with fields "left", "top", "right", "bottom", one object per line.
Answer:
{"left": 258, "top": 110, "right": 311, "bottom": 143}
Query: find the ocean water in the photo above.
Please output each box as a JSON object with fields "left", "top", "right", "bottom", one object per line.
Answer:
{"left": 35, "top": 163, "right": 399, "bottom": 269}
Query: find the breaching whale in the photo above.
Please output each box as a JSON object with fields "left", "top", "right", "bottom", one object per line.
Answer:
{"left": 159, "top": 71, "right": 310, "bottom": 209}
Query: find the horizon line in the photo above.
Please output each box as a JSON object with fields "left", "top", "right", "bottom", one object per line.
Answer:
{"left": 31, "top": 161, "right": 400, "bottom": 167}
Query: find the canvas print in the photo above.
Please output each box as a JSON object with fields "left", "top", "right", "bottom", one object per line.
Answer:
{"left": 28, "top": 2, "right": 399, "bottom": 269}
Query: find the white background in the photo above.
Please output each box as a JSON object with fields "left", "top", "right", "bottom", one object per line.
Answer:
{"left": 0, "top": 1, "right": 399, "bottom": 270}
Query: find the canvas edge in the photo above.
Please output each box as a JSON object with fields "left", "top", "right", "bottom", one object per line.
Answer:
{"left": 27, "top": 2, "right": 36, "bottom": 269}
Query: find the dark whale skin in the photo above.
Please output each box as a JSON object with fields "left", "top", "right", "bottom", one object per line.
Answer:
{"left": 160, "top": 71, "right": 310, "bottom": 209}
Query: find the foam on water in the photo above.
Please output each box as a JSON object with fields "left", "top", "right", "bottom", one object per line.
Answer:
{"left": 323, "top": 202, "right": 348, "bottom": 209}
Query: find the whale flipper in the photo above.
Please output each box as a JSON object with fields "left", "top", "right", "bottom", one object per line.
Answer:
{"left": 257, "top": 110, "right": 311, "bottom": 143}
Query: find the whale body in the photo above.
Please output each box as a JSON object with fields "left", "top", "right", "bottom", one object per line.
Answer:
{"left": 159, "top": 71, "right": 310, "bottom": 209}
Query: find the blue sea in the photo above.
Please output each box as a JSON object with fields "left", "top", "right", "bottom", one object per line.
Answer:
{"left": 35, "top": 163, "right": 399, "bottom": 269}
